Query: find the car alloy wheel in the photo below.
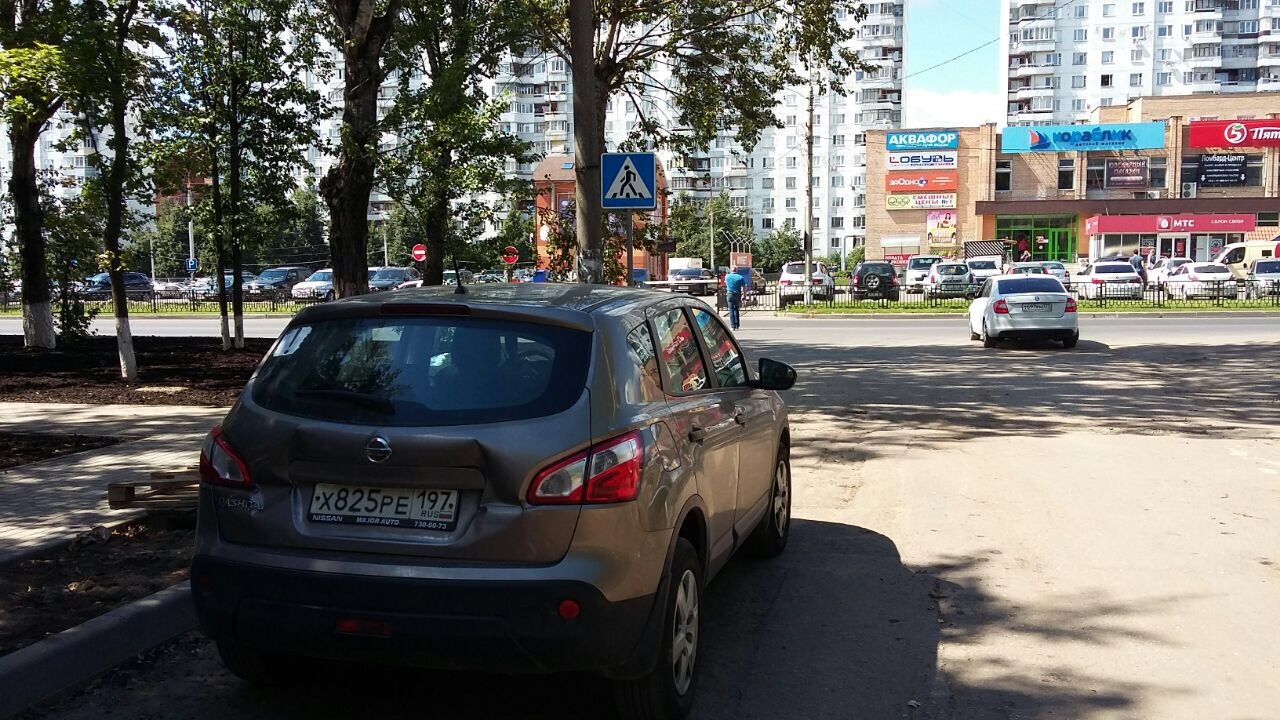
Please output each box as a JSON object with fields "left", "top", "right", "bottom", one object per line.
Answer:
{"left": 671, "top": 568, "right": 699, "bottom": 696}
{"left": 771, "top": 459, "right": 790, "bottom": 540}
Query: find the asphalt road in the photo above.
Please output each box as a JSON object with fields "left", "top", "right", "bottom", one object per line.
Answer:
{"left": 17, "top": 316, "right": 1280, "bottom": 719}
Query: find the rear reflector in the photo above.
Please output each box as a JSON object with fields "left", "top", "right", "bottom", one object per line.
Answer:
{"left": 558, "top": 599, "right": 581, "bottom": 620}
{"left": 528, "top": 432, "right": 645, "bottom": 505}
{"left": 334, "top": 618, "right": 392, "bottom": 637}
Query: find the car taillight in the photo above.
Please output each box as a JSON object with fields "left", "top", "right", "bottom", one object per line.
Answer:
{"left": 528, "top": 432, "right": 644, "bottom": 505}
{"left": 780, "top": 279, "right": 792, "bottom": 286}
{"left": 851, "top": 275, "right": 859, "bottom": 286}
{"left": 1091, "top": 277, "right": 1104, "bottom": 284}
{"left": 887, "top": 275, "right": 897, "bottom": 285}
{"left": 1065, "top": 297, "right": 1077, "bottom": 313}
{"left": 812, "top": 277, "right": 824, "bottom": 285}
{"left": 930, "top": 275, "right": 938, "bottom": 284}
{"left": 992, "top": 299, "right": 1009, "bottom": 314}
{"left": 1130, "top": 277, "right": 1143, "bottom": 284}
{"left": 199, "top": 425, "right": 251, "bottom": 489}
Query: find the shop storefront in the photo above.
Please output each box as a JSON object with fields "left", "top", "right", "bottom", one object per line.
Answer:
{"left": 994, "top": 216, "right": 1078, "bottom": 262}
{"left": 1083, "top": 214, "right": 1256, "bottom": 262}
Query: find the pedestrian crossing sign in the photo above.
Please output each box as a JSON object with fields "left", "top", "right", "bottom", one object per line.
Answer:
{"left": 601, "top": 153, "right": 657, "bottom": 210}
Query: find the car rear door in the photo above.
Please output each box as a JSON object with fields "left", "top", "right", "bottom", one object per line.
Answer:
{"left": 649, "top": 302, "right": 741, "bottom": 566}
{"left": 687, "top": 306, "right": 775, "bottom": 536}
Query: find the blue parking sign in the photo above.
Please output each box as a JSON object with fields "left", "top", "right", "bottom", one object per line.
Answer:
{"left": 186, "top": 258, "right": 198, "bottom": 272}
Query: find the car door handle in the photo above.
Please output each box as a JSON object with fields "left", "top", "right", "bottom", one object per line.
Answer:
{"left": 688, "top": 427, "right": 706, "bottom": 443}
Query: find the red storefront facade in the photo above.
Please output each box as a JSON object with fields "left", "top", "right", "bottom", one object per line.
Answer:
{"left": 1084, "top": 214, "right": 1257, "bottom": 261}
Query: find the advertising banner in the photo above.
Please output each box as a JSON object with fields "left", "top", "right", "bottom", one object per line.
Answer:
{"left": 886, "top": 151, "right": 958, "bottom": 170}
{"left": 886, "top": 130, "right": 959, "bottom": 151}
{"left": 926, "top": 211, "right": 958, "bottom": 242}
{"left": 1104, "top": 158, "right": 1149, "bottom": 189}
{"left": 886, "top": 193, "right": 957, "bottom": 210}
{"left": 1188, "top": 120, "right": 1280, "bottom": 148}
{"left": 883, "top": 253, "right": 911, "bottom": 267}
{"left": 1001, "top": 122, "right": 1166, "bottom": 153}
{"left": 728, "top": 251, "right": 753, "bottom": 269}
{"left": 1084, "top": 214, "right": 1255, "bottom": 233}
{"left": 1197, "top": 154, "right": 1247, "bottom": 187}
{"left": 885, "top": 170, "right": 959, "bottom": 192}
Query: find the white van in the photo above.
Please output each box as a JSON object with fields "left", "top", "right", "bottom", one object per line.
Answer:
{"left": 1212, "top": 240, "right": 1280, "bottom": 280}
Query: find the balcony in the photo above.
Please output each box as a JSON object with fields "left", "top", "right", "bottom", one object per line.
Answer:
{"left": 1186, "top": 79, "right": 1222, "bottom": 93}
{"left": 860, "top": 33, "right": 903, "bottom": 48}
{"left": 1011, "top": 37, "right": 1056, "bottom": 51}
{"left": 1259, "top": 53, "right": 1280, "bottom": 67}
{"left": 1009, "top": 63, "right": 1055, "bottom": 77}
{"left": 860, "top": 74, "right": 900, "bottom": 89}
{"left": 1010, "top": 108, "right": 1055, "bottom": 124}
{"left": 1188, "top": 53, "right": 1224, "bottom": 67}
{"left": 1013, "top": 85, "right": 1055, "bottom": 99}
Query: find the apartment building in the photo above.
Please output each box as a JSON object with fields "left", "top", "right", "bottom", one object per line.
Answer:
{"left": 1002, "top": 0, "right": 1280, "bottom": 126}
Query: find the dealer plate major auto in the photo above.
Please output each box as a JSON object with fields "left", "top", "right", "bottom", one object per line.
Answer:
{"left": 308, "top": 483, "right": 459, "bottom": 530}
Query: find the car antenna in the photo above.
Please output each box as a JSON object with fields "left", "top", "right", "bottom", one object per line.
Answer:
{"left": 451, "top": 252, "right": 466, "bottom": 295}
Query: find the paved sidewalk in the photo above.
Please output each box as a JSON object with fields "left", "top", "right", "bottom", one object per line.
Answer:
{"left": 0, "top": 403, "right": 228, "bottom": 563}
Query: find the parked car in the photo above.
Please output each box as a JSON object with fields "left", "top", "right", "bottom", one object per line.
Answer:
{"left": 1009, "top": 263, "right": 1047, "bottom": 275}
{"left": 848, "top": 261, "right": 900, "bottom": 300}
{"left": 965, "top": 256, "right": 1002, "bottom": 282}
{"left": 1164, "top": 263, "right": 1237, "bottom": 299}
{"left": 1038, "top": 261, "right": 1070, "bottom": 286}
{"left": 669, "top": 267, "right": 716, "bottom": 296}
{"left": 1079, "top": 262, "right": 1145, "bottom": 299}
{"left": 1148, "top": 257, "right": 1194, "bottom": 286}
{"left": 81, "top": 272, "right": 154, "bottom": 299}
{"left": 903, "top": 254, "right": 943, "bottom": 291}
{"left": 731, "top": 266, "right": 765, "bottom": 294}
{"left": 1246, "top": 259, "right": 1280, "bottom": 298}
{"left": 191, "top": 285, "right": 798, "bottom": 719}
{"left": 968, "top": 275, "right": 1078, "bottom": 349}
{"left": 246, "top": 266, "right": 313, "bottom": 298}
{"left": 369, "top": 267, "right": 422, "bottom": 291}
{"left": 291, "top": 269, "right": 335, "bottom": 301}
{"left": 926, "top": 261, "right": 975, "bottom": 298}
{"left": 1213, "top": 240, "right": 1280, "bottom": 280}
{"left": 778, "top": 261, "right": 834, "bottom": 304}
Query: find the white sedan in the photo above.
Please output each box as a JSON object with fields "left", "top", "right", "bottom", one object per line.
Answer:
{"left": 968, "top": 275, "right": 1079, "bottom": 349}
{"left": 1079, "top": 261, "right": 1145, "bottom": 299}
{"left": 1164, "top": 262, "right": 1237, "bottom": 299}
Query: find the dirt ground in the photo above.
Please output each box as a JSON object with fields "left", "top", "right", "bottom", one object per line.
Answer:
{"left": 0, "top": 336, "right": 269, "bottom": 406}
{"left": 0, "top": 515, "right": 194, "bottom": 656}
{"left": 0, "top": 433, "right": 122, "bottom": 470}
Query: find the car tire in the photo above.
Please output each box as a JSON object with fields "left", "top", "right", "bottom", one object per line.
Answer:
{"left": 217, "top": 639, "right": 311, "bottom": 686}
{"left": 969, "top": 326, "right": 981, "bottom": 341}
{"left": 614, "top": 538, "right": 702, "bottom": 720}
{"left": 1061, "top": 332, "right": 1079, "bottom": 349}
{"left": 748, "top": 444, "right": 791, "bottom": 558}
{"left": 324, "top": 290, "right": 335, "bottom": 302}
{"left": 981, "top": 321, "right": 998, "bottom": 348}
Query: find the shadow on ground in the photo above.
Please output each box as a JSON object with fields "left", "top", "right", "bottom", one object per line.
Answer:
{"left": 25, "top": 520, "right": 1172, "bottom": 720}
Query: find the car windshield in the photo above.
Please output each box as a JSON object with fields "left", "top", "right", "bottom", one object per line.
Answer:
{"left": 1094, "top": 264, "right": 1134, "bottom": 274}
{"left": 1193, "top": 264, "right": 1229, "bottom": 274}
{"left": 373, "top": 269, "right": 407, "bottom": 281}
{"left": 252, "top": 317, "right": 591, "bottom": 427}
{"left": 908, "top": 257, "right": 940, "bottom": 270}
{"left": 967, "top": 260, "right": 997, "bottom": 270}
{"left": 258, "top": 269, "right": 287, "bottom": 281}
{"left": 997, "top": 278, "right": 1065, "bottom": 294}
{"left": 1255, "top": 261, "right": 1280, "bottom": 273}
{"left": 673, "top": 268, "right": 704, "bottom": 278}
{"left": 309, "top": 271, "right": 333, "bottom": 282}
{"left": 937, "top": 264, "right": 968, "bottom": 276}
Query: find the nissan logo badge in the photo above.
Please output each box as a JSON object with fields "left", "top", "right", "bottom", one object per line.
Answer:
{"left": 365, "top": 436, "right": 392, "bottom": 464}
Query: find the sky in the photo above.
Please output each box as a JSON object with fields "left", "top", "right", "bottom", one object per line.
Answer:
{"left": 901, "top": 0, "right": 1005, "bottom": 129}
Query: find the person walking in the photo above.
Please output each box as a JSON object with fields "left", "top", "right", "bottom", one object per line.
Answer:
{"left": 724, "top": 267, "right": 747, "bottom": 331}
{"left": 1130, "top": 249, "right": 1148, "bottom": 283}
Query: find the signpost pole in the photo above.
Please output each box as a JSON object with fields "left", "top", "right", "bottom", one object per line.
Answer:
{"left": 625, "top": 210, "right": 634, "bottom": 287}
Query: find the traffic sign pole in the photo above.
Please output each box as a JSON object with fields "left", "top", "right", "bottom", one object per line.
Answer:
{"left": 625, "top": 211, "right": 634, "bottom": 287}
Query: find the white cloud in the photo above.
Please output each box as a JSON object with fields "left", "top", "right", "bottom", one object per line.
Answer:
{"left": 902, "top": 88, "right": 1004, "bottom": 130}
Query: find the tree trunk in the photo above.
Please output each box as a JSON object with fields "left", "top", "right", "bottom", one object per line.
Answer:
{"left": 105, "top": 80, "right": 138, "bottom": 380}
{"left": 422, "top": 148, "right": 452, "bottom": 286}
{"left": 802, "top": 78, "right": 814, "bottom": 304}
{"left": 321, "top": 1, "right": 400, "bottom": 298}
{"left": 10, "top": 121, "right": 56, "bottom": 349}
{"left": 228, "top": 62, "right": 244, "bottom": 349}
{"left": 568, "top": 0, "right": 603, "bottom": 284}
{"left": 209, "top": 148, "right": 230, "bottom": 351}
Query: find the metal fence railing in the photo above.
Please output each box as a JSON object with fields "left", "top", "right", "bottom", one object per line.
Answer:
{"left": 0, "top": 291, "right": 315, "bottom": 316}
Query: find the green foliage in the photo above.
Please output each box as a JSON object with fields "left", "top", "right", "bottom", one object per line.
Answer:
{"left": 41, "top": 177, "right": 105, "bottom": 342}
{"left": 0, "top": 43, "right": 70, "bottom": 125}
{"left": 126, "top": 202, "right": 188, "bottom": 276}
{"left": 753, "top": 227, "right": 805, "bottom": 273}
{"left": 667, "top": 193, "right": 750, "bottom": 269}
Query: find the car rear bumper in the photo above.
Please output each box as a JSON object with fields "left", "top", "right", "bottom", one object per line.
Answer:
{"left": 191, "top": 554, "right": 658, "bottom": 676}
{"left": 989, "top": 314, "right": 1078, "bottom": 340}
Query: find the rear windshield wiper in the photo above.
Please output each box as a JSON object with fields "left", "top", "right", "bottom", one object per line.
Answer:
{"left": 293, "top": 388, "right": 395, "bottom": 414}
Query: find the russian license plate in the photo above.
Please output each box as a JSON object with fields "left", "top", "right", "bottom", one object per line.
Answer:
{"left": 308, "top": 484, "right": 459, "bottom": 531}
{"left": 1019, "top": 303, "right": 1050, "bottom": 312}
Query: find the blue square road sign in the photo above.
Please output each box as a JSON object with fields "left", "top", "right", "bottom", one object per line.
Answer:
{"left": 601, "top": 153, "right": 657, "bottom": 210}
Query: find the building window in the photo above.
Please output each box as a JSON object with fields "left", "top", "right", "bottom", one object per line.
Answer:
{"left": 1157, "top": 72, "right": 1172, "bottom": 86}
{"left": 762, "top": 197, "right": 775, "bottom": 210}
{"left": 1257, "top": 212, "right": 1278, "bottom": 227}
{"left": 1073, "top": 52, "right": 1087, "bottom": 65}
{"left": 833, "top": 113, "right": 845, "bottom": 125}
{"left": 831, "top": 196, "right": 844, "bottom": 208}
{"left": 1131, "top": 48, "right": 1144, "bottom": 61}
{"left": 1102, "top": 51, "right": 1115, "bottom": 64}
{"left": 995, "top": 160, "right": 1012, "bottom": 192}
{"left": 1158, "top": 0, "right": 1172, "bottom": 11}
{"left": 1101, "top": 74, "right": 1114, "bottom": 87}
{"left": 1157, "top": 24, "right": 1172, "bottom": 36}
{"left": 1133, "top": 1, "right": 1145, "bottom": 13}
{"left": 831, "top": 175, "right": 844, "bottom": 188}
{"left": 1074, "top": 28, "right": 1088, "bottom": 41}
{"left": 1102, "top": 27, "right": 1115, "bottom": 40}
{"left": 1101, "top": 97, "right": 1115, "bottom": 106}
{"left": 1072, "top": 75, "right": 1087, "bottom": 88}
{"left": 762, "top": 217, "right": 774, "bottom": 230}
{"left": 831, "top": 216, "right": 845, "bottom": 229}
{"left": 1130, "top": 72, "right": 1143, "bottom": 86}
{"left": 1246, "top": 155, "right": 1264, "bottom": 186}
{"left": 812, "top": 217, "right": 820, "bottom": 230}
{"left": 785, "top": 115, "right": 796, "bottom": 126}
{"left": 1157, "top": 48, "right": 1172, "bottom": 61}
{"left": 1072, "top": 98, "right": 1087, "bottom": 111}
{"left": 1104, "top": 3, "right": 1116, "bottom": 16}
{"left": 1087, "top": 159, "right": 1106, "bottom": 189}
{"left": 1149, "top": 157, "right": 1167, "bottom": 188}
{"left": 785, "top": 176, "right": 796, "bottom": 189}
{"left": 833, "top": 154, "right": 845, "bottom": 167}
{"left": 786, "top": 157, "right": 797, "bottom": 168}
{"left": 1075, "top": 5, "right": 1088, "bottom": 17}
{"left": 785, "top": 197, "right": 797, "bottom": 209}
{"left": 762, "top": 177, "right": 775, "bottom": 189}
{"left": 1180, "top": 155, "right": 1199, "bottom": 184}
{"left": 832, "top": 134, "right": 845, "bottom": 146}
{"left": 811, "top": 176, "right": 820, "bottom": 188}
{"left": 784, "top": 218, "right": 795, "bottom": 229}
{"left": 1058, "top": 159, "right": 1074, "bottom": 190}
{"left": 1131, "top": 26, "right": 1146, "bottom": 39}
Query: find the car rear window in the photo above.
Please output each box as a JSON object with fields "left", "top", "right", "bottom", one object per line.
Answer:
{"left": 252, "top": 317, "right": 591, "bottom": 426}
{"left": 781, "top": 263, "right": 804, "bottom": 275}
{"left": 997, "top": 278, "right": 1066, "bottom": 294}
{"left": 1255, "top": 261, "right": 1280, "bottom": 273}
{"left": 967, "top": 260, "right": 997, "bottom": 270}
{"left": 1093, "top": 264, "right": 1134, "bottom": 274}
{"left": 937, "top": 264, "right": 968, "bottom": 276}
{"left": 908, "top": 257, "right": 940, "bottom": 270}
{"left": 309, "top": 271, "right": 333, "bottom": 282}
{"left": 861, "top": 263, "right": 894, "bottom": 274}
{"left": 673, "top": 268, "right": 704, "bottom": 278}
{"left": 1193, "top": 264, "right": 1229, "bottom": 274}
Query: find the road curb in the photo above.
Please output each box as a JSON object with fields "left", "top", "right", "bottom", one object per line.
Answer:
{"left": 0, "top": 515, "right": 143, "bottom": 569}
{"left": 0, "top": 581, "right": 195, "bottom": 719}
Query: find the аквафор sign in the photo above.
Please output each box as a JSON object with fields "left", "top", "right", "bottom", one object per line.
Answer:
{"left": 886, "top": 130, "right": 958, "bottom": 151}
{"left": 1001, "top": 122, "right": 1166, "bottom": 153}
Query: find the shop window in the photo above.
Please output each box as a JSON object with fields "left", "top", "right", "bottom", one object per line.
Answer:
{"left": 1149, "top": 157, "right": 1167, "bottom": 189}
{"left": 995, "top": 160, "right": 1012, "bottom": 192}
{"left": 1058, "top": 159, "right": 1074, "bottom": 190}
{"left": 1245, "top": 156, "right": 1263, "bottom": 186}
{"left": 1086, "top": 160, "right": 1105, "bottom": 189}
{"left": 1180, "top": 156, "right": 1199, "bottom": 184}
{"left": 1258, "top": 212, "right": 1279, "bottom": 227}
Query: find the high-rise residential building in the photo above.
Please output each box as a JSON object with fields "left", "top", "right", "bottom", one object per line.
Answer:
{"left": 1001, "top": 0, "right": 1280, "bottom": 126}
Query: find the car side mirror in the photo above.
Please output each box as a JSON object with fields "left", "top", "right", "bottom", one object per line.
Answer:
{"left": 749, "top": 358, "right": 796, "bottom": 391}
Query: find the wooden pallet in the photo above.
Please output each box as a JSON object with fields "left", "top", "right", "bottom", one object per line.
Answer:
{"left": 107, "top": 466, "right": 200, "bottom": 509}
